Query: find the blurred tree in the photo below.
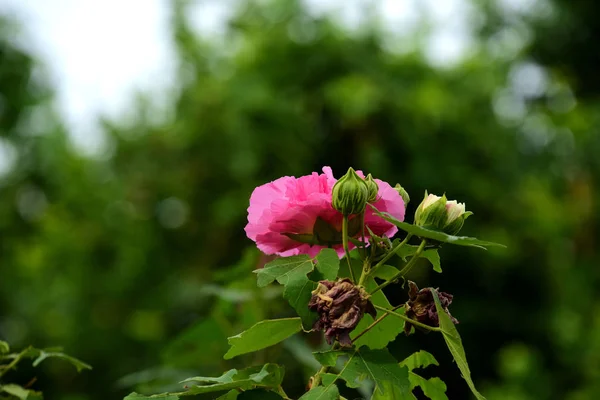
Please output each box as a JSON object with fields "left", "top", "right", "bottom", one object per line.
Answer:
{"left": 0, "top": 0, "right": 599, "bottom": 399}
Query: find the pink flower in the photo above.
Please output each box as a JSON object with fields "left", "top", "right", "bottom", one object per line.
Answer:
{"left": 245, "top": 167, "right": 405, "bottom": 257}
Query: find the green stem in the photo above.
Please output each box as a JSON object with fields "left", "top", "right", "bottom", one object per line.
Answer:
{"left": 368, "top": 233, "right": 413, "bottom": 278}
{"left": 342, "top": 216, "right": 356, "bottom": 283}
{"left": 0, "top": 348, "right": 27, "bottom": 379}
{"left": 374, "top": 304, "right": 441, "bottom": 332}
{"left": 352, "top": 304, "right": 404, "bottom": 343}
{"left": 310, "top": 342, "right": 341, "bottom": 387}
{"left": 370, "top": 239, "right": 426, "bottom": 294}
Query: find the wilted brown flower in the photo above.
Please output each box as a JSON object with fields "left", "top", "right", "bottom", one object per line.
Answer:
{"left": 404, "top": 281, "right": 458, "bottom": 335}
{"left": 308, "top": 278, "right": 376, "bottom": 346}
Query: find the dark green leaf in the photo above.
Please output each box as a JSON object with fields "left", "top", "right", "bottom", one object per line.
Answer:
{"left": 124, "top": 394, "right": 179, "bottom": 400}
{"left": 31, "top": 350, "right": 92, "bottom": 372}
{"left": 313, "top": 347, "right": 409, "bottom": 395}
{"left": 254, "top": 256, "right": 314, "bottom": 287}
{"left": 216, "top": 390, "right": 239, "bottom": 400}
{"left": 238, "top": 389, "right": 284, "bottom": 400}
{"left": 0, "top": 384, "right": 31, "bottom": 400}
{"left": 283, "top": 276, "right": 318, "bottom": 330}
{"left": 0, "top": 341, "right": 9, "bottom": 354}
{"left": 432, "top": 290, "right": 485, "bottom": 400}
{"left": 313, "top": 249, "right": 340, "bottom": 281}
{"left": 371, "top": 381, "right": 410, "bottom": 400}
{"left": 372, "top": 265, "right": 400, "bottom": 280}
{"left": 375, "top": 212, "right": 505, "bottom": 250}
{"left": 184, "top": 364, "right": 284, "bottom": 395}
{"left": 299, "top": 385, "right": 340, "bottom": 400}
{"left": 224, "top": 318, "right": 302, "bottom": 359}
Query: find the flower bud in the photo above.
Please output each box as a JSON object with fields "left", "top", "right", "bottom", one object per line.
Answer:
{"left": 308, "top": 278, "right": 376, "bottom": 346}
{"left": 364, "top": 174, "right": 379, "bottom": 203}
{"left": 403, "top": 281, "right": 458, "bottom": 335}
{"left": 332, "top": 167, "right": 368, "bottom": 216}
{"left": 414, "top": 192, "right": 473, "bottom": 235}
{"left": 394, "top": 184, "right": 410, "bottom": 207}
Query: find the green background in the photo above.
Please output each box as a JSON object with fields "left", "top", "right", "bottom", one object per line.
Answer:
{"left": 1, "top": 0, "right": 599, "bottom": 399}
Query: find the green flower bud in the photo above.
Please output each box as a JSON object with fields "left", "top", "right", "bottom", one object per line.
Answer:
{"left": 364, "top": 174, "right": 379, "bottom": 203}
{"left": 394, "top": 183, "right": 410, "bottom": 206}
{"left": 332, "top": 167, "right": 368, "bottom": 216}
{"left": 414, "top": 191, "right": 473, "bottom": 235}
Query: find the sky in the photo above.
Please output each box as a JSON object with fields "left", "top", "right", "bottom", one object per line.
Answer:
{"left": 0, "top": 0, "right": 474, "bottom": 157}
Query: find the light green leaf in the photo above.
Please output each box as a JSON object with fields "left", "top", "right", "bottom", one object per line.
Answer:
{"left": 254, "top": 255, "right": 314, "bottom": 287}
{"left": 432, "top": 290, "right": 485, "bottom": 400}
{"left": 313, "top": 347, "right": 409, "bottom": 396}
{"left": 31, "top": 350, "right": 92, "bottom": 372}
{"left": 282, "top": 276, "right": 318, "bottom": 330}
{"left": 375, "top": 212, "right": 505, "bottom": 250}
{"left": 124, "top": 393, "right": 179, "bottom": 400}
{"left": 0, "top": 341, "right": 9, "bottom": 354}
{"left": 184, "top": 364, "right": 284, "bottom": 395}
{"left": 299, "top": 385, "right": 340, "bottom": 400}
{"left": 339, "top": 259, "right": 404, "bottom": 349}
{"left": 399, "top": 350, "right": 439, "bottom": 370}
{"left": 0, "top": 384, "right": 31, "bottom": 400}
{"left": 224, "top": 318, "right": 302, "bottom": 359}
{"left": 408, "top": 375, "right": 447, "bottom": 400}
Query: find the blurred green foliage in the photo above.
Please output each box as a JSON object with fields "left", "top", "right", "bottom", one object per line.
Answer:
{"left": 0, "top": 0, "right": 599, "bottom": 399}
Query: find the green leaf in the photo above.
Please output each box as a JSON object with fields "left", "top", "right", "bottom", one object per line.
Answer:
{"left": 238, "top": 389, "right": 284, "bottom": 400}
{"left": 0, "top": 384, "right": 31, "bottom": 400}
{"left": 372, "top": 265, "right": 400, "bottom": 280}
{"left": 216, "top": 390, "right": 239, "bottom": 400}
{"left": 399, "top": 350, "right": 439, "bottom": 370}
{"left": 408, "top": 375, "right": 447, "bottom": 400}
{"left": 313, "top": 249, "right": 340, "bottom": 281}
{"left": 0, "top": 341, "right": 9, "bottom": 354}
{"left": 254, "top": 255, "right": 314, "bottom": 287}
{"left": 299, "top": 385, "right": 340, "bottom": 400}
{"left": 313, "top": 347, "right": 409, "bottom": 395}
{"left": 374, "top": 212, "right": 505, "bottom": 250}
{"left": 31, "top": 350, "right": 92, "bottom": 372}
{"left": 371, "top": 381, "right": 408, "bottom": 400}
{"left": 432, "top": 290, "right": 485, "bottom": 400}
{"left": 340, "top": 259, "right": 404, "bottom": 349}
{"left": 184, "top": 364, "right": 285, "bottom": 395}
{"left": 283, "top": 276, "right": 318, "bottom": 330}
{"left": 396, "top": 244, "right": 442, "bottom": 273}
{"left": 224, "top": 318, "right": 302, "bottom": 359}
{"left": 124, "top": 393, "right": 179, "bottom": 400}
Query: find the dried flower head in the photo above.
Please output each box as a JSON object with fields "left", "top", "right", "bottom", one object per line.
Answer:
{"left": 404, "top": 281, "right": 458, "bottom": 335}
{"left": 308, "top": 278, "right": 376, "bottom": 346}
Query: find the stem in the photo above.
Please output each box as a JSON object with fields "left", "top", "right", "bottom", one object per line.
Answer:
{"left": 374, "top": 304, "right": 441, "bottom": 332}
{"left": 311, "top": 365, "right": 329, "bottom": 387}
{"left": 368, "top": 234, "right": 413, "bottom": 278}
{"left": 352, "top": 304, "right": 404, "bottom": 343}
{"left": 276, "top": 385, "right": 290, "bottom": 399}
{"left": 0, "top": 348, "right": 27, "bottom": 379}
{"left": 342, "top": 216, "right": 356, "bottom": 283}
{"left": 370, "top": 239, "right": 426, "bottom": 294}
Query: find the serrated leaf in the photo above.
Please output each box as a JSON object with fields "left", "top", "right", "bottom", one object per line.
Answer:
{"left": 124, "top": 393, "right": 179, "bottom": 400}
{"left": 313, "top": 249, "right": 340, "bottom": 281}
{"left": 374, "top": 211, "right": 505, "bottom": 250}
{"left": 224, "top": 318, "right": 302, "bottom": 359}
{"left": 180, "top": 369, "right": 238, "bottom": 384}
{"left": 185, "top": 364, "right": 284, "bottom": 395}
{"left": 432, "top": 290, "right": 485, "bottom": 400}
{"left": 31, "top": 350, "right": 92, "bottom": 372}
{"left": 254, "top": 255, "right": 315, "bottom": 287}
{"left": 299, "top": 385, "right": 340, "bottom": 400}
{"left": 409, "top": 375, "right": 447, "bottom": 400}
{"left": 0, "top": 341, "right": 9, "bottom": 354}
{"left": 283, "top": 276, "right": 318, "bottom": 330}
{"left": 313, "top": 347, "right": 409, "bottom": 395}
{"left": 399, "top": 350, "right": 439, "bottom": 370}
{"left": 339, "top": 259, "right": 404, "bottom": 349}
